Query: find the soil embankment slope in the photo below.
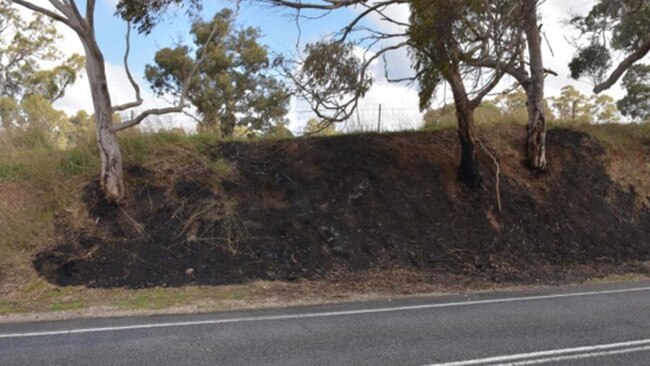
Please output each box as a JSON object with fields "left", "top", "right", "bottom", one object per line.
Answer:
{"left": 34, "top": 128, "right": 650, "bottom": 288}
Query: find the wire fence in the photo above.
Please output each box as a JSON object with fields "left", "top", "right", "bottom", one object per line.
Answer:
{"left": 132, "top": 103, "right": 427, "bottom": 136}
{"left": 293, "top": 104, "right": 425, "bottom": 135}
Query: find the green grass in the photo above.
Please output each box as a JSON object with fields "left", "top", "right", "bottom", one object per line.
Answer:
{"left": 0, "top": 161, "right": 25, "bottom": 181}
{"left": 49, "top": 301, "right": 86, "bottom": 312}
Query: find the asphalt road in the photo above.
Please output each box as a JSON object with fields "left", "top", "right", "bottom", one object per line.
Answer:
{"left": 1, "top": 281, "right": 650, "bottom": 365}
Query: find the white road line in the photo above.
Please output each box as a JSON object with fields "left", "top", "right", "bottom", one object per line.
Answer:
{"left": 503, "top": 345, "right": 650, "bottom": 365}
{"left": 1, "top": 285, "right": 649, "bottom": 339}
{"left": 423, "top": 339, "right": 650, "bottom": 366}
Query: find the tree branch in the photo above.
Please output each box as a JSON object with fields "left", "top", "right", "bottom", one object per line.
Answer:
{"left": 65, "top": 0, "right": 84, "bottom": 24}
{"left": 593, "top": 37, "right": 650, "bottom": 94}
{"left": 468, "top": 58, "right": 529, "bottom": 86}
{"left": 86, "top": 0, "right": 95, "bottom": 29}
{"left": 264, "top": 0, "right": 369, "bottom": 10}
{"left": 47, "top": 0, "right": 76, "bottom": 23}
{"left": 9, "top": 0, "right": 72, "bottom": 26}
{"left": 290, "top": 41, "right": 408, "bottom": 123}
{"left": 112, "top": 22, "right": 143, "bottom": 112}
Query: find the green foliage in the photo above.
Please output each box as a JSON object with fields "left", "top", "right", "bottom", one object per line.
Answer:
{"left": 422, "top": 101, "right": 503, "bottom": 130}
{"left": 592, "top": 94, "right": 620, "bottom": 124}
{"left": 421, "top": 85, "right": 621, "bottom": 129}
{"left": 304, "top": 118, "right": 337, "bottom": 136}
{"left": 283, "top": 40, "right": 373, "bottom": 123}
{"left": 549, "top": 86, "right": 620, "bottom": 124}
{"left": 550, "top": 86, "right": 592, "bottom": 124}
{"left": 145, "top": 9, "right": 290, "bottom": 137}
{"left": 117, "top": 0, "right": 201, "bottom": 34}
{"left": 409, "top": 0, "right": 521, "bottom": 109}
{"left": 617, "top": 64, "right": 650, "bottom": 121}
{"left": 264, "top": 121, "right": 294, "bottom": 139}
{"left": 0, "top": 161, "right": 24, "bottom": 181}
{"left": 570, "top": 0, "right": 650, "bottom": 85}
{"left": 301, "top": 40, "right": 373, "bottom": 104}
{"left": 0, "top": 94, "right": 90, "bottom": 149}
{"left": 422, "top": 98, "right": 528, "bottom": 131}
{"left": 408, "top": 0, "right": 456, "bottom": 109}
{"left": 0, "top": 96, "right": 19, "bottom": 129}
{"left": 495, "top": 89, "right": 528, "bottom": 124}
{"left": 568, "top": 43, "right": 611, "bottom": 83}
{"left": 0, "top": 1, "right": 83, "bottom": 102}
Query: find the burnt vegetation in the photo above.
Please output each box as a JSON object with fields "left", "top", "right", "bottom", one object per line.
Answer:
{"left": 34, "top": 127, "right": 650, "bottom": 288}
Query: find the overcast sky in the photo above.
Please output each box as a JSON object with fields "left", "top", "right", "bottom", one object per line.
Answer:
{"left": 20, "top": 0, "right": 629, "bottom": 133}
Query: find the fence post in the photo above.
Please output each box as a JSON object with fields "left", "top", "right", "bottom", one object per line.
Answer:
{"left": 378, "top": 104, "right": 382, "bottom": 132}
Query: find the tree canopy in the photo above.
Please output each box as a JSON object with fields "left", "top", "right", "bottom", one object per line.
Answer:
{"left": 0, "top": 1, "right": 83, "bottom": 103}
{"left": 550, "top": 86, "right": 620, "bottom": 124}
{"left": 145, "top": 9, "right": 290, "bottom": 137}
{"left": 617, "top": 64, "right": 650, "bottom": 121}
{"left": 570, "top": 0, "right": 650, "bottom": 94}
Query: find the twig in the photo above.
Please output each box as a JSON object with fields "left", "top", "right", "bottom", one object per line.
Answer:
{"left": 478, "top": 136, "right": 502, "bottom": 213}
{"left": 119, "top": 206, "right": 153, "bottom": 241}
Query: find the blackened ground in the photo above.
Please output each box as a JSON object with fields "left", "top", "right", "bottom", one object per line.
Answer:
{"left": 34, "top": 128, "right": 650, "bottom": 288}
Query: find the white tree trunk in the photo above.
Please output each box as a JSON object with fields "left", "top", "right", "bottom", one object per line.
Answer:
{"left": 523, "top": 0, "right": 548, "bottom": 171}
{"left": 83, "top": 40, "right": 125, "bottom": 203}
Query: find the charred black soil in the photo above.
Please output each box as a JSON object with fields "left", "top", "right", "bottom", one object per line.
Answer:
{"left": 34, "top": 128, "right": 650, "bottom": 288}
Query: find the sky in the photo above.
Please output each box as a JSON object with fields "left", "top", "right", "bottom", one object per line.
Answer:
{"left": 16, "top": 0, "right": 628, "bottom": 133}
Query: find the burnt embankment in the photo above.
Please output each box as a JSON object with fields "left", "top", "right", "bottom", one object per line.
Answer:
{"left": 34, "top": 128, "right": 650, "bottom": 288}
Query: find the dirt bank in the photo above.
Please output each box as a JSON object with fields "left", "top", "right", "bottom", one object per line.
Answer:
{"left": 34, "top": 127, "right": 650, "bottom": 288}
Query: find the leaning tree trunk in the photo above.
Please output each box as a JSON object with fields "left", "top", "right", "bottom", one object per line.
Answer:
{"left": 523, "top": 0, "right": 548, "bottom": 171}
{"left": 82, "top": 38, "right": 125, "bottom": 203}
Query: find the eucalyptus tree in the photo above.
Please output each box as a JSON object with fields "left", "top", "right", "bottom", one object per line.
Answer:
{"left": 145, "top": 9, "right": 290, "bottom": 137}
{"left": 409, "top": 0, "right": 522, "bottom": 186}
{"left": 269, "top": 0, "right": 522, "bottom": 187}
{"left": 570, "top": 0, "right": 650, "bottom": 94}
{"left": 8, "top": 0, "right": 219, "bottom": 203}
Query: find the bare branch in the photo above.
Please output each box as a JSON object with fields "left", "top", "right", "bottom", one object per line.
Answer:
{"left": 65, "top": 0, "right": 84, "bottom": 24}
{"left": 470, "top": 70, "right": 506, "bottom": 108}
{"left": 338, "top": 0, "right": 408, "bottom": 41}
{"left": 264, "top": 0, "right": 369, "bottom": 10}
{"left": 112, "top": 22, "right": 144, "bottom": 112}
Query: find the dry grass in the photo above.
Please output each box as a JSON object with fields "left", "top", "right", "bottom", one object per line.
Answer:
{"left": 0, "top": 126, "right": 226, "bottom": 316}
{"left": 573, "top": 123, "right": 650, "bottom": 206}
